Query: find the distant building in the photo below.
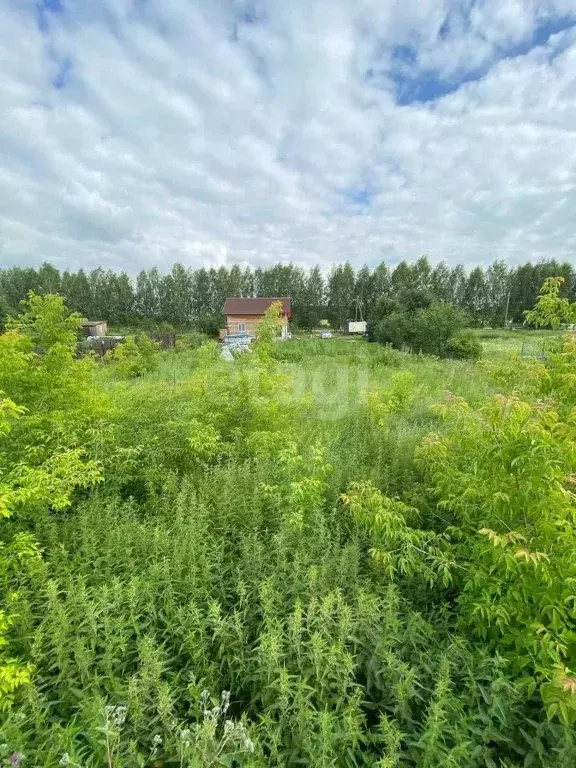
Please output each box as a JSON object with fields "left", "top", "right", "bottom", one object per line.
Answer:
{"left": 80, "top": 320, "right": 108, "bottom": 337}
{"left": 345, "top": 320, "right": 367, "bottom": 334}
{"left": 222, "top": 297, "right": 291, "bottom": 340}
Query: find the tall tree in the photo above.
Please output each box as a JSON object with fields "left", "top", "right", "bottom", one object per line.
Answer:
{"left": 168, "top": 263, "right": 193, "bottom": 327}
{"left": 354, "top": 265, "right": 374, "bottom": 321}
{"left": 485, "top": 260, "right": 510, "bottom": 326}
{"left": 430, "top": 261, "right": 452, "bottom": 303}
{"left": 391, "top": 261, "right": 413, "bottom": 294}
{"left": 37, "top": 262, "right": 61, "bottom": 295}
{"left": 299, "top": 266, "right": 325, "bottom": 330}
{"left": 508, "top": 263, "right": 535, "bottom": 323}
{"left": 135, "top": 268, "right": 161, "bottom": 322}
{"left": 328, "top": 262, "right": 355, "bottom": 328}
{"left": 463, "top": 267, "right": 487, "bottom": 321}
{"left": 61, "top": 269, "right": 92, "bottom": 317}
{"left": 448, "top": 265, "right": 467, "bottom": 308}
{"left": 412, "top": 255, "right": 433, "bottom": 291}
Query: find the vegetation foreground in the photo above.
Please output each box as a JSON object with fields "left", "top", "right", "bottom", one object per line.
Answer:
{"left": 1, "top": 291, "right": 576, "bottom": 767}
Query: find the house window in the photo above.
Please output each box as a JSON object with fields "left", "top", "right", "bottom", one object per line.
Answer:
{"left": 238, "top": 322, "right": 246, "bottom": 333}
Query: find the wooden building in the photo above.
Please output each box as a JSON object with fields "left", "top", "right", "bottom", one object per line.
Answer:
{"left": 222, "top": 297, "right": 291, "bottom": 340}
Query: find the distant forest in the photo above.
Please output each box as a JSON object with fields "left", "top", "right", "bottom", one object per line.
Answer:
{"left": 1, "top": 257, "right": 575, "bottom": 332}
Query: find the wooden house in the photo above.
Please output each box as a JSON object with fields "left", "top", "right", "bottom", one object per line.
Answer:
{"left": 222, "top": 297, "right": 291, "bottom": 340}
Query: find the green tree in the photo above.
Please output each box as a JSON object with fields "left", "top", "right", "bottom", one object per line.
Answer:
{"left": 412, "top": 255, "right": 433, "bottom": 291}
{"left": 430, "top": 261, "right": 452, "bottom": 303}
{"left": 411, "top": 303, "right": 468, "bottom": 356}
{"left": 135, "top": 268, "right": 161, "bottom": 323}
{"left": 328, "top": 262, "right": 355, "bottom": 329}
{"left": 107, "top": 333, "right": 160, "bottom": 378}
{"left": 448, "top": 264, "right": 467, "bottom": 307}
{"left": 0, "top": 293, "right": 107, "bottom": 464}
{"left": 463, "top": 266, "right": 487, "bottom": 322}
{"left": 36, "top": 262, "right": 61, "bottom": 294}
{"left": 61, "top": 269, "right": 92, "bottom": 317}
{"left": 0, "top": 295, "right": 104, "bottom": 709}
{"left": 354, "top": 265, "right": 374, "bottom": 317}
{"left": 299, "top": 266, "right": 325, "bottom": 330}
{"left": 391, "top": 261, "right": 413, "bottom": 294}
{"left": 484, "top": 260, "right": 510, "bottom": 326}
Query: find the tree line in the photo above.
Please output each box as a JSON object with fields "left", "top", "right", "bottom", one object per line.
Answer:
{"left": 1, "top": 257, "right": 574, "bottom": 332}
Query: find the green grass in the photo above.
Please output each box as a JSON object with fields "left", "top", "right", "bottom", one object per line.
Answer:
{"left": 472, "top": 327, "right": 561, "bottom": 360}
{"left": 5, "top": 330, "right": 574, "bottom": 765}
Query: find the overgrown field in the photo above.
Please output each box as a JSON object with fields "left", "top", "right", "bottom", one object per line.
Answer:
{"left": 1, "top": 298, "right": 575, "bottom": 767}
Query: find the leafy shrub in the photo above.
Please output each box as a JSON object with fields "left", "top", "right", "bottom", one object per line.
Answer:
{"left": 106, "top": 333, "right": 160, "bottom": 378}
{"left": 374, "top": 311, "right": 414, "bottom": 349}
{"left": 524, "top": 276, "right": 576, "bottom": 329}
{"left": 418, "top": 384, "right": 576, "bottom": 723}
{"left": 175, "top": 330, "right": 210, "bottom": 352}
{"left": 411, "top": 304, "right": 468, "bottom": 356}
{"left": 0, "top": 294, "right": 105, "bottom": 711}
{"left": 446, "top": 330, "right": 482, "bottom": 360}
{"left": 375, "top": 304, "right": 469, "bottom": 358}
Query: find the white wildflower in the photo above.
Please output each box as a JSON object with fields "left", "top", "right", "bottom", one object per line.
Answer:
{"left": 114, "top": 706, "right": 127, "bottom": 727}
{"left": 220, "top": 690, "right": 230, "bottom": 714}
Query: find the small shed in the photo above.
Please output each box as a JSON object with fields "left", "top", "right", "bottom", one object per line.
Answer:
{"left": 81, "top": 320, "right": 108, "bottom": 337}
{"left": 345, "top": 320, "right": 367, "bottom": 334}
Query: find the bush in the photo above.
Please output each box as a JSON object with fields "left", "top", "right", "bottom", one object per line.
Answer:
{"left": 175, "top": 331, "right": 210, "bottom": 352}
{"left": 411, "top": 304, "right": 468, "bottom": 356}
{"left": 375, "top": 304, "right": 469, "bottom": 358}
{"left": 447, "top": 330, "right": 482, "bottom": 361}
{"left": 106, "top": 333, "right": 160, "bottom": 378}
{"left": 374, "top": 311, "right": 414, "bottom": 349}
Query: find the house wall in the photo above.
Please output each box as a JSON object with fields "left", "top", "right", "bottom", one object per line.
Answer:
{"left": 82, "top": 321, "right": 108, "bottom": 337}
{"left": 226, "top": 313, "right": 288, "bottom": 336}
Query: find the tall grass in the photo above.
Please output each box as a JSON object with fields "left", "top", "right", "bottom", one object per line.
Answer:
{"left": 3, "top": 333, "right": 574, "bottom": 765}
{"left": 6, "top": 462, "right": 563, "bottom": 766}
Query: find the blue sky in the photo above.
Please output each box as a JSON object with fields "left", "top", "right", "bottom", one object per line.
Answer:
{"left": 1, "top": 0, "right": 576, "bottom": 273}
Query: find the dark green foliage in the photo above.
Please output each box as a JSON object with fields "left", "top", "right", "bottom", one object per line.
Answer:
{"left": 374, "top": 303, "right": 469, "bottom": 358}
{"left": 446, "top": 330, "right": 482, "bottom": 360}
{"left": 411, "top": 304, "right": 469, "bottom": 356}
{"left": 374, "top": 311, "right": 415, "bottom": 349}
{"left": 2, "top": 258, "right": 574, "bottom": 333}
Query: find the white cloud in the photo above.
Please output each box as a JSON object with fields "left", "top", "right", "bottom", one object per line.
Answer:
{"left": 0, "top": 0, "right": 576, "bottom": 274}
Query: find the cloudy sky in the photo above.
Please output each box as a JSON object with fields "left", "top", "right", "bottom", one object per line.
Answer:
{"left": 1, "top": 0, "right": 576, "bottom": 274}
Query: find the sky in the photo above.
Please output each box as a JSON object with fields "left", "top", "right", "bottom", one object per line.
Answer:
{"left": 1, "top": 0, "right": 576, "bottom": 275}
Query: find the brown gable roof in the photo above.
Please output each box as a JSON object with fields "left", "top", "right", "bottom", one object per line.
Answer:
{"left": 224, "top": 297, "right": 291, "bottom": 316}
